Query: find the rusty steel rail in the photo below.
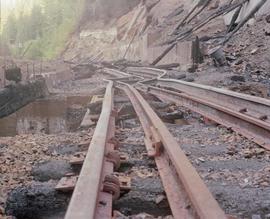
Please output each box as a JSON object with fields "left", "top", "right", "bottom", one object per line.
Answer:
{"left": 120, "top": 82, "right": 227, "bottom": 219}
{"left": 137, "top": 78, "right": 270, "bottom": 149}
{"left": 103, "top": 68, "right": 131, "bottom": 78}
{"left": 65, "top": 81, "right": 120, "bottom": 219}
{"left": 126, "top": 67, "right": 166, "bottom": 79}
{"left": 104, "top": 66, "right": 270, "bottom": 149}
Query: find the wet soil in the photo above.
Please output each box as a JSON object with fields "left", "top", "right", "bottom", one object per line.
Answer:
{"left": 5, "top": 182, "right": 69, "bottom": 219}
{"left": 114, "top": 125, "right": 171, "bottom": 216}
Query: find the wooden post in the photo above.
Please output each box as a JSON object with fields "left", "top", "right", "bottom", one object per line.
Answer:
{"left": 27, "top": 64, "right": 29, "bottom": 80}
{"left": 33, "top": 63, "right": 35, "bottom": 79}
{"left": 40, "top": 60, "right": 43, "bottom": 74}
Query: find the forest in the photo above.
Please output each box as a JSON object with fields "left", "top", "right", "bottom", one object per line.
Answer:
{"left": 1, "top": 0, "right": 85, "bottom": 59}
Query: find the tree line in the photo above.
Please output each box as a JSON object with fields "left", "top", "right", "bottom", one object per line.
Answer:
{"left": 2, "top": 0, "right": 84, "bottom": 59}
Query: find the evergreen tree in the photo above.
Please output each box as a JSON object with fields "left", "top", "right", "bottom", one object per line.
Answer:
{"left": 29, "top": 5, "right": 44, "bottom": 39}
{"left": 3, "top": 13, "right": 18, "bottom": 43}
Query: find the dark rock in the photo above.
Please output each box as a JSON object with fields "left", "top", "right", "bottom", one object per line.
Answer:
{"left": 114, "top": 178, "right": 170, "bottom": 216}
{"left": 230, "top": 75, "right": 246, "bottom": 82}
{"left": 5, "top": 67, "right": 22, "bottom": 83}
{"left": 5, "top": 182, "right": 69, "bottom": 219}
{"left": 183, "top": 77, "right": 195, "bottom": 82}
{"left": 32, "top": 160, "right": 71, "bottom": 182}
{"left": 265, "top": 15, "right": 270, "bottom": 23}
{"left": 264, "top": 27, "right": 270, "bottom": 36}
{"left": 160, "top": 111, "right": 184, "bottom": 121}
{"left": 167, "top": 70, "right": 186, "bottom": 79}
{"left": 177, "top": 74, "right": 187, "bottom": 80}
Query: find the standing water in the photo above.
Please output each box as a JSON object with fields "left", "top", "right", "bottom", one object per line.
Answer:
{"left": 0, "top": 95, "right": 89, "bottom": 136}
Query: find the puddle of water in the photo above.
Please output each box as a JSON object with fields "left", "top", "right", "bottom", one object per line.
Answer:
{"left": 0, "top": 95, "right": 90, "bottom": 136}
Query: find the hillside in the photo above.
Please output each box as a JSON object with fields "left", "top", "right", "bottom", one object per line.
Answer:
{"left": 1, "top": 0, "right": 85, "bottom": 59}
{"left": 63, "top": 0, "right": 270, "bottom": 97}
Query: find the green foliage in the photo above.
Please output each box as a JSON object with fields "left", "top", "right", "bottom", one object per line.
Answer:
{"left": 2, "top": 0, "right": 85, "bottom": 60}
{"left": 3, "top": 13, "right": 18, "bottom": 42}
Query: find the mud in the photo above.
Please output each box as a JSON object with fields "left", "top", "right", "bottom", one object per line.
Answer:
{"left": 5, "top": 182, "right": 69, "bottom": 219}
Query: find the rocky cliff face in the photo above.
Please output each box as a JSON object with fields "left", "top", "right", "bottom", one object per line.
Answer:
{"left": 82, "top": 0, "right": 140, "bottom": 25}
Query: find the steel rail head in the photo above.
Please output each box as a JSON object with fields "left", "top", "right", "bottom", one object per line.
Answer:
{"left": 121, "top": 83, "right": 227, "bottom": 219}
{"left": 126, "top": 67, "right": 167, "bottom": 78}
{"left": 65, "top": 81, "right": 114, "bottom": 219}
{"left": 127, "top": 66, "right": 268, "bottom": 109}
{"left": 157, "top": 78, "right": 270, "bottom": 109}
{"left": 103, "top": 68, "right": 131, "bottom": 78}
{"left": 144, "top": 85, "right": 270, "bottom": 150}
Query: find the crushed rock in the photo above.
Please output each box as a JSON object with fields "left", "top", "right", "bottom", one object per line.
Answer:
{"left": 0, "top": 131, "right": 91, "bottom": 217}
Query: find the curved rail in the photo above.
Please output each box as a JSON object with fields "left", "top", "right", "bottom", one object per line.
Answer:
{"left": 157, "top": 78, "right": 270, "bottom": 114}
{"left": 126, "top": 67, "right": 270, "bottom": 149}
{"left": 126, "top": 67, "right": 167, "bottom": 79}
{"left": 119, "top": 82, "right": 227, "bottom": 219}
{"left": 102, "top": 67, "right": 270, "bottom": 148}
{"left": 140, "top": 84, "right": 270, "bottom": 149}
{"left": 103, "top": 68, "right": 131, "bottom": 78}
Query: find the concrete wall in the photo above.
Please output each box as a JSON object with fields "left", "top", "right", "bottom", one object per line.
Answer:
{"left": 142, "top": 33, "right": 193, "bottom": 70}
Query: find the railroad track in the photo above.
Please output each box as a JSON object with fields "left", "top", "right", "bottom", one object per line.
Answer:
{"left": 64, "top": 67, "right": 270, "bottom": 218}
{"left": 126, "top": 67, "right": 166, "bottom": 79}
{"left": 119, "top": 82, "right": 227, "bottom": 218}
{"left": 65, "top": 81, "right": 118, "bottom": 219}
{"left": 105, "top": 67, "right": 270, "bottom": 149}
